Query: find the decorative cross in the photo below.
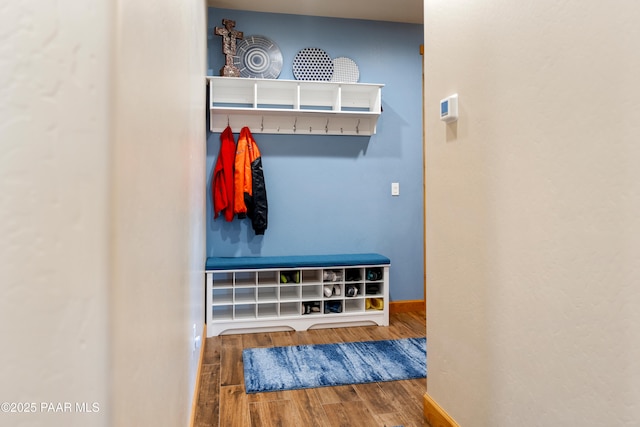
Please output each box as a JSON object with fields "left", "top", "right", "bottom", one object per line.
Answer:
{"left": 215, "top": 19, "right": 243, "bottom": 77}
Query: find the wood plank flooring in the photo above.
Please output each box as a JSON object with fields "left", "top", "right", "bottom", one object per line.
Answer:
{"left": 194, "top": 311, "right": 428, "bottom": 427}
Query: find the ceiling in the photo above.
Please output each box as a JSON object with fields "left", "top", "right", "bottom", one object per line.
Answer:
{"left": 207, "top": 0, "right": 423, "bottom": 24}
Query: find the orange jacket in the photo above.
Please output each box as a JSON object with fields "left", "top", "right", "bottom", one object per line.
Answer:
{"left": 234, "top": 126, "right": 261, "bottom": 217}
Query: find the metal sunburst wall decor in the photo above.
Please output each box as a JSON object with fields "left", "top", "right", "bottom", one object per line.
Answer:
{"left": 233, "top": 35, "right": 283, "bottom": 79}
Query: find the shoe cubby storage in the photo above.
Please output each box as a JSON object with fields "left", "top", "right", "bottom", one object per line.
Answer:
{"left": 205, "top": 254, "right": 390, "bottom": 336}
{"left": 207, "top": 76, "right": 384, "bottom": 136}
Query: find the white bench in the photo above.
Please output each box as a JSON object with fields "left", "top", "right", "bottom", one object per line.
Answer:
{"left": 205, "top": 253, "right": 390, "bottom": 336}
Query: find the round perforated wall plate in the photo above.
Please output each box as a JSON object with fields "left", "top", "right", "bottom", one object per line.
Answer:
{"left": 234, "top": 35, "right": 283, "bottom": 79}
{"left": 330, "top": 57, "right": 360, "bottom": 83}
{"left": 292, "top": 47, "right": 334, "bottom": 81}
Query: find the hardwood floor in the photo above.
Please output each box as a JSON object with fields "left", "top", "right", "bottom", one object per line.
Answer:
{"left": 194, "top": 311, "right": 428, "bottom": 427}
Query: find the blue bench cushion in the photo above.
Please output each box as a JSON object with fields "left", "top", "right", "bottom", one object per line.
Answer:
{"left": 205, "top": 253, "right": 390, "bottom": 271}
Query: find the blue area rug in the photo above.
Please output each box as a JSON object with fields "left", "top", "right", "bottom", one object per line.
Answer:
{"left": 242, "top": 337, "right": 426, "bottom": 394}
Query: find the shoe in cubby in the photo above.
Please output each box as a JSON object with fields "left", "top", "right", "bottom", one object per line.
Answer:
{"left": 323, "top": 285, "right": 333, "bottom": 297}
{"left": 365, "top": 268, "right": 382, "bottom": 281}
{"left": 323, "top": 270, "right": 343, "bottom": 282}
{"left": 280, "top": 270, "right": 301, "bottom": 284}
{"left": 302, "top": 301, "right": 322, "bottom": 315}
{"left": 365, "top": 298, "right": 384, "bottom": 310}
{"left": 345, "top": 268, "right": 362, "bottom": 282}
{"left": 345, "top": 284, "right": 359, "bottom": 297}
{"left": 365, "top": 283, "right": 380, "bottom": 295}
{"left": 324, "top": 300, "right": 342, "bottom": 314}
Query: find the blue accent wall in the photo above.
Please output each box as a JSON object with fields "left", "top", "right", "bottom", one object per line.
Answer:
{"left": 207, "top": 8, "right": 424, "bottom": 301}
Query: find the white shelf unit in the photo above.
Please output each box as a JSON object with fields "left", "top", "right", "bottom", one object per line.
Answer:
{"left": 206, "top": 264, "right": 389, "bottom": 336}
{"left": 207, "top": 76, "right": 384, "bottom": 136}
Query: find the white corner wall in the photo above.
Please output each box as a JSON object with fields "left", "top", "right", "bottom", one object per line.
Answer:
{"left": 0, "top": 2, "right": 111, "bottom": 426}
{"left": 110, "top": 0, "right": 207, "bottom": 426}
{"left": 424, "top": 1, "right": 640, "bottom": 426}
{"left": 1, "top": 0, "right": 207, "bottom": 426}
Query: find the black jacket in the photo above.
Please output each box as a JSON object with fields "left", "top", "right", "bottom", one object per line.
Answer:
{"left": 246, "top": 156, "right": 268, "bottom": 235}
{"left": 234, "top": 127, "right": 268, "bottom": 235}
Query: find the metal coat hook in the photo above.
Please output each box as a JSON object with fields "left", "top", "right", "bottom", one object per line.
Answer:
{"left": 356, "top": 119, "right": 360, "bottom": 135}
{"left": 260, "top": 116, "right": 264, "bottom": 132}
{"left": 309, "top": 126, "right": 312, "bottom": 133}
{"left": 325, "top": 119, "right": 329, "bottom": 133}
{"left": 293, "top": 118, "right": 297, "bottom": 133}
{"left": 227, "top": 116, "right": 230, "bottom": 127}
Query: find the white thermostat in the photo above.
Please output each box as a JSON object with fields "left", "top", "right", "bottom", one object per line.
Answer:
{"left": 440, "top": 94, "right": 458, "bottom": 123}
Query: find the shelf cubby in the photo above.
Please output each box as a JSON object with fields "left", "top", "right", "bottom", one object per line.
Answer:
{"left": 257, "top": 303, "right": 278, "bottom": 318}
{"left": 235, "top": 304, "right": 256, "bottom": 319}
{"left": 234, "top": 271, "right": 256, "bottom": 286}
{"left": 212, "top": 288, "right": 233, "bottom": 305}
{"left": 257, "top": 270, "right": 278, "bottom": 285}
{"left": 345, "top": 299, "right": 365, "bottom": 313}
{"left": 280, "top": 286, "right": 300, "bottom": 301}
{"left": 235, "top": 288, "right": 256, "bottom": 303}
{"left": 257, "top": 286, "right": 278, "bottom": 302}
{"left": 301, "top": 284, "right": 323, "bottom": 300}
{"left": 212, "top": 272, "right": 233, "bottom": 287}
{"left": 280, "top": 302, "right": 300, "bottom": 317}
{"left": 302, "top": 269, "right": 322, "bottom": 283}
{"left": 211, "top": 305, "right": 233, "bottom": 321}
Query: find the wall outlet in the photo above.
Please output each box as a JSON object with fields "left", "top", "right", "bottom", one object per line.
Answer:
{"left": 391, "top": 182, "right": 400, "bottom": 196}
